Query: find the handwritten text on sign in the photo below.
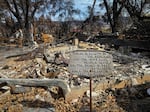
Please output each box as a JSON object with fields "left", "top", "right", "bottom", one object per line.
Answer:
{"left": 69, "top": 50, "right": 113, "bottom": 77}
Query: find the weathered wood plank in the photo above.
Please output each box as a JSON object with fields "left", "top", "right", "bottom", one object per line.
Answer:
{"left": 0, "top": 78, "right": 70, "bottom": 96}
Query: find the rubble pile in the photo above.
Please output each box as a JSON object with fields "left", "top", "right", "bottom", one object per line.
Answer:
{"left": 0, "top": 42, "right": 150, "bottom": 112}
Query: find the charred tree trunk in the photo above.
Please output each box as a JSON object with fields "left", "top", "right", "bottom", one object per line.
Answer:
{"left": 89, "top": 0, "right": 97, "bottom": 22}
{"left": 24, "top": 0, "right": 34, "bottom": 45}
{"left": 121, "top": 0, "right": 146, "bottom": 23}
{"left": 103, "top": 0, "right": 123, "bottom": 33}
{"left": 103, "top": 0, "right": 114, "bottom": 33}
{"left": 25, "top": 0, "right": 30, "bottom": 29}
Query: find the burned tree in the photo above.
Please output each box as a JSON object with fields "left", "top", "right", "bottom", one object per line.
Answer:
{"left": 100, "top": 0, "right": 124, "bottom": 33}
{"left": 0, "top": 0, "right": 47, "bottom": 44}
{"left": 119, "top": 0, "right": 147, "bottom": 22}
{"left": 0, "top": 0, "right": 70, "bottom": 45}
{"left": 119, "top": 0, "right": 150, "bottom": 39}
{"left": 0, "top": 0, "right": 80, "bottom": 44}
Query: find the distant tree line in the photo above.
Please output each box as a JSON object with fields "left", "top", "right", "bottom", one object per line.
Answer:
{"left": 0, "top": 0, "right": 149, "bottom": 43}
{"left": 0, "top": 0, "right": 79, "bottom": 43}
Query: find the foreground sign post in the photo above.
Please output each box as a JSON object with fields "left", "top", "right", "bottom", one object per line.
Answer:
{"left": 69, "top": 50, "right": 113, "bottom": 112}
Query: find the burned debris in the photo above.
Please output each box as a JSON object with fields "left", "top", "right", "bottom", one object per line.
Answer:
{"left": 0, "top": 0, "right": 150, "bottom": 112}
{"left": 0, "top": 38, "right": 149, "bottom": 111}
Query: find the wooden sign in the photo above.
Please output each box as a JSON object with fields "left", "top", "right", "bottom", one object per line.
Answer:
{"left": 69, "top": 50, "right": 113, "bottom": 77}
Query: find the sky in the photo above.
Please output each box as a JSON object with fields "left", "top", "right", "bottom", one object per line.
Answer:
{"left": 50, "top": 0, "right": 105, "bottom": 21}
{"left": 74, "top": 0, "right": 104, "bottom": 20}
{"left": 73, "top": 0, "right": 150, "bottom": 20}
